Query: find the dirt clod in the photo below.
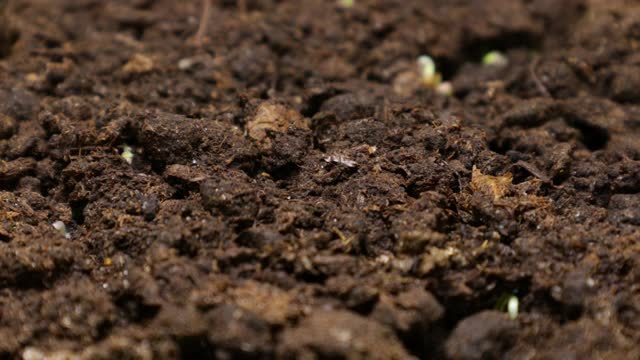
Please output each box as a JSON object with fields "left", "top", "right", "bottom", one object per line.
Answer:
{"left": 278, "top": 310, "right": 414, "bottom": 360}
{"left": 445, "top": 311, "right": 518, "bottom": 360}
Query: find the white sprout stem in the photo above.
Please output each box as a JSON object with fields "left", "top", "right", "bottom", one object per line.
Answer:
{"left": 52, "top": 220, "right": 70, "bottom": 239}
{"left": 417, "top": 55, "right": 436, "bottom": 79}
{"left": 507, "top": 296, "right": 519, "bottom": 320}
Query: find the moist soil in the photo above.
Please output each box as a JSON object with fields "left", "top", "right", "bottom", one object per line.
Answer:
{"left": 1, "top": 0, "right": 640, "bottom": 359}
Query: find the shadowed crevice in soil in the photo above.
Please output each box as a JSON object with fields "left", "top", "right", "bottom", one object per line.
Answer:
{"left": 115, "top": 294, "right": 161, "bottom": 324}
{"left": 564, "top": 117, "right": 611, "bottom": 151}
{"left": 70, "top": 199, "right": 87, "bottom": 225}
{"left": 0, "top": 7, "right": 18, "bottom": 59}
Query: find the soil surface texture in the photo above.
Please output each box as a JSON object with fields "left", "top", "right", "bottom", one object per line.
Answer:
{"left": 1, "top": 0, "right": 640, "bottom": 359}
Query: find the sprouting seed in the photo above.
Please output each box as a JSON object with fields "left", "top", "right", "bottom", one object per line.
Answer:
{"left": 482, "top": 51, "right": 508, "bottom": 67}
{"left": 495, "top": 293, "right": 519, "bottom": 319}
{"left": 436, "top": 81, "right": 454, "bottom": 97}
{"left": 52, "top": 220, "right": 66, "bottom": 233}
{"left": 507, "top": 295, "right": 519, "bottom": 320}
{"left": 52, "top": 220, "right": 70, "bottom": 239}
{"left": 121, "top": 145, "right": 134, "bottom": 164}
{"left": 178, "top": 58, "right": 194, "bottom": 71}
{"left": 417, "top": 55, "right": 442, "bottom": 88}
{"left": 417, "top": 55, "right": 436, "bottom": 81}
{"left": 337, "top": 0, "right": 354, "bottom": 8}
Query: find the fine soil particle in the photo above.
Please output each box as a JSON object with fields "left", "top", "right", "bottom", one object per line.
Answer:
{"left": 1, "top": 0, "right": 640, "bottom": 359}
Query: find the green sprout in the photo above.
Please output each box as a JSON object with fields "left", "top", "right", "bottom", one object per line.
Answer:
{"left": 495, "top": 293, "right": 519, "bottom": 320}
{"left": 482, "top": 51, "right": 508, "bottom": 67}
{"left": 338, "top": 0, "right": 355, "bottom": 8}
{"left": 121, "top": 145, "right": 134, "bottom": 164}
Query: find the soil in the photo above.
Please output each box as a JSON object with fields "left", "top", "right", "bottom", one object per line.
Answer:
{"left": 0, "top": 0, "right": 639, "bottom": 359}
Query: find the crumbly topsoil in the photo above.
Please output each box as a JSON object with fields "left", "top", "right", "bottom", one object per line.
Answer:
{"left": 0, "top": 0, "right": 639, "bottom": 359}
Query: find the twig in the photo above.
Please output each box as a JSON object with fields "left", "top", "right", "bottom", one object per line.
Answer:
{"left": 530, "top": 57, "right": 551, "bottom": 98}
{"left": 192, "top": 0, "right": 247, "bottom": 46}
{"left": 192, "top": 0, "right": 212, "bottom": 46}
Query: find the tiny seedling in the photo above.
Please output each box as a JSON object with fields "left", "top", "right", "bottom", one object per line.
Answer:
{"left": 495, "top": 293, "right": 519, "bottom": 320}
{"left": 417, "top": 55, "right": 453, "bottom": 96}
{"left": 482, "top": 51, "right": 508, "bottom": 67}
{"left": 436, "top": 81, "right": 454, "bottom": 97}
{"left": 417, "top": 55, "right": 441, "bottom": 87}
{"left": 507, "top": 295, "right": 519, "bottom": 320}
{"left": 52, "top": 220, "right": 70, "bottom": 239}
{"left": 121, "top": 145, "right": 134, "bottom": 164}
{"left": 338, "top": 0, "right": 355, "bottom": 8}
{"left": 178, "top": 57, "right": 194, "bottom": 71}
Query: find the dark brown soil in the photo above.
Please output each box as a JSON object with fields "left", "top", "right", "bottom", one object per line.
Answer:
{"left": 1, "top": 0, "right": 639, "bottom": 359}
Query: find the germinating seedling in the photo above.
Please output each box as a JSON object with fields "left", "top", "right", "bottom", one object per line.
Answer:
{"left": 338, "top": 0, "right": 355, "bottom": 8}
{"left": 121, "top": 145, "right": 134, "bottom": 164}
{"left": 417, "top": 55, "right": 441, "bottom": 87}
{"left": 495, "top": 293, "right": 519, "bottom": 320}
{"left": 482, "top": 51, "right": 508, "bottom": 67}
{"left": 52, "top": 220, "right": 70, "bottom": 239}
{"left": 507, "top": 295, "right": 519, "bottom": 320}
{"left": 417, "top": 55, "right": 453, "bottom": 96}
